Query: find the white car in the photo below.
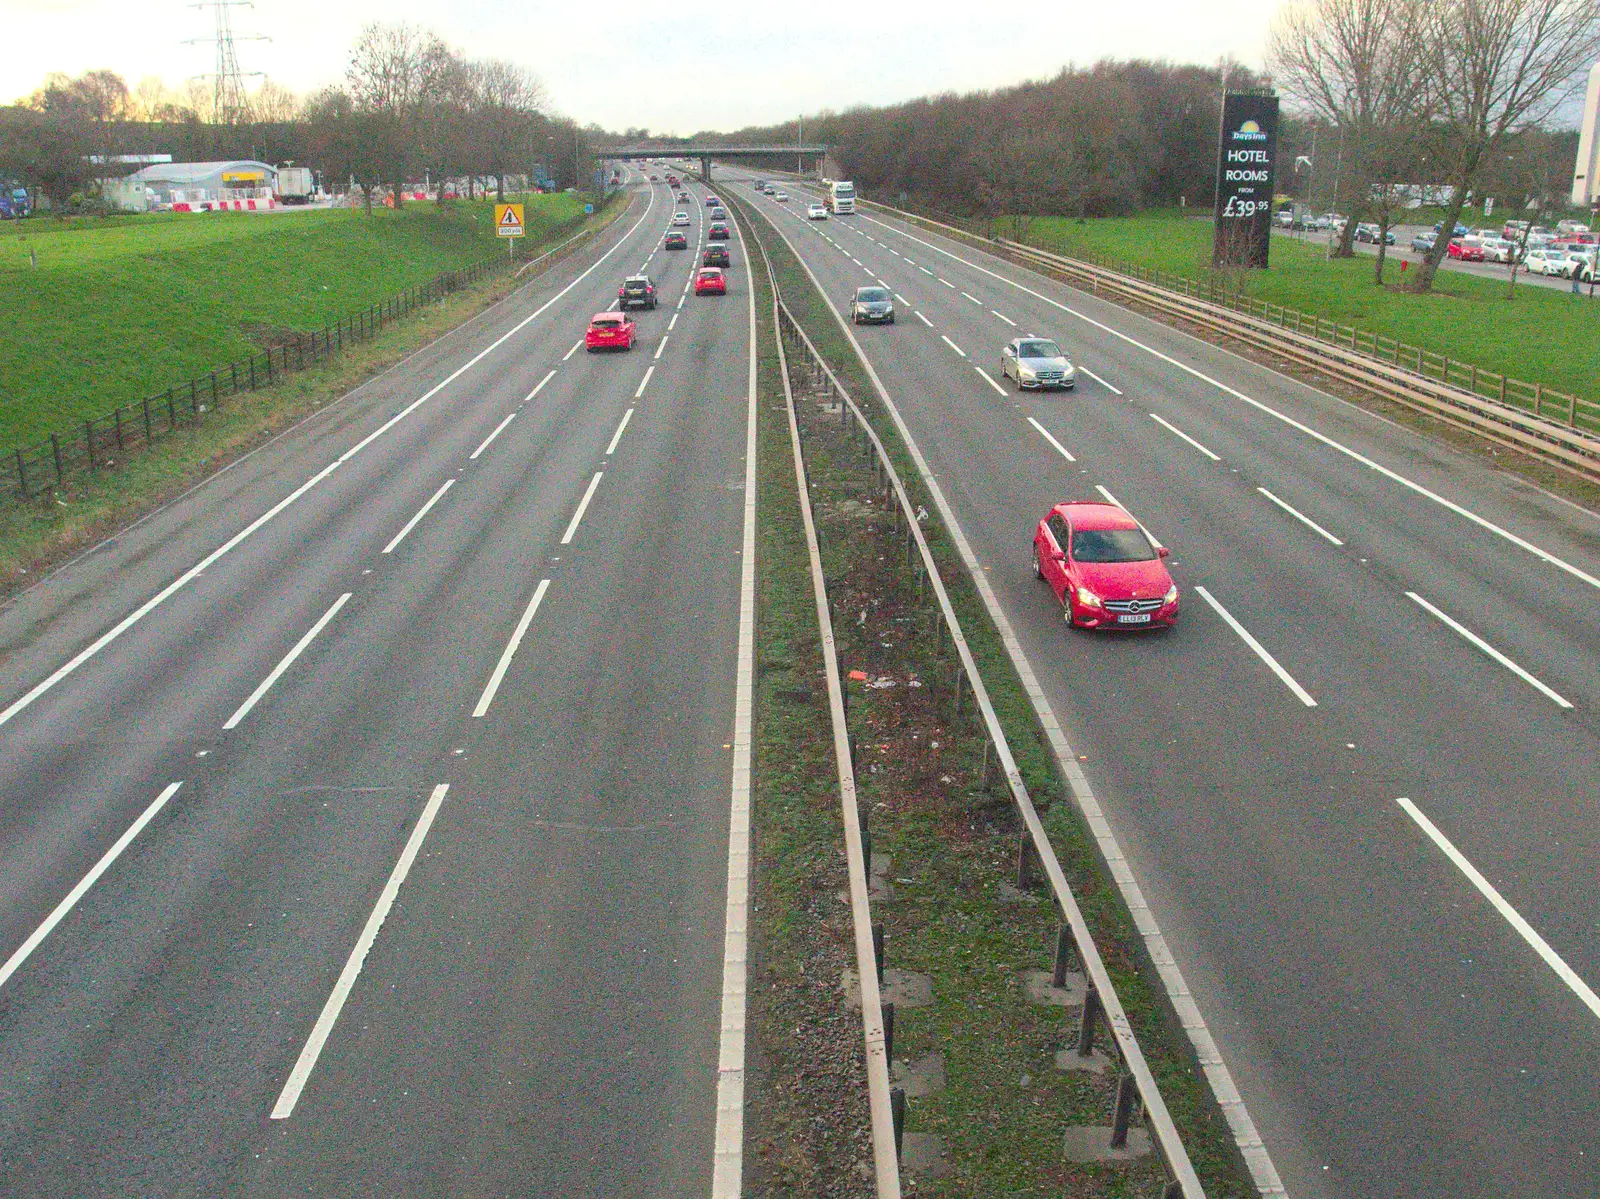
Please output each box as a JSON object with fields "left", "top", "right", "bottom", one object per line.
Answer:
{"left": 773, "top": 190, "right": 789, "bottom": 202}
{"left": 671, "top": 211, "right": 690, "bottom": 226}
{"left": 807, "top": 202, "right": 828, "bottom": 220}
{"left": 1522, "top": 249, "right": 1564, "bottom": 276}
{"left": 1478, "top": 237, "right": 1516, "bottom": 263}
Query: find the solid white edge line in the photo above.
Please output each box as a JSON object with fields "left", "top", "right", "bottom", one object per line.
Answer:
{"left": 271, "top": 782, "right": 450, "bottom": 1118}
{"left": 973, "top": 365, "right": 1008, "bottom": 397}
{"left": 855, "top": 206, "right": 1600, "bottom": 597}
{"left": 1405, "top": 591, "right": 1573, "bottom": 708}
{"left": 1194, "top": 585, "right": 1318, "bottom": 707}
{"left": 560, "top": 471, "right": 606, "bottom": 546}
{"left": 940, "top": 334, "right": 967, "bottom": 358}
{"left": 605, "top": 408, "right": 635, "bottom": 456}
{"left": 0, "top": 780, "right": 183, "bottom": 992}
{"left": 469, "top": 412, "right": 517, "bottom": 460}
{"left": 1027, "top": 416, "right": 1077, "bottom": 462}
{"left": 223, "top": 592, "right": 352, "bottom": 729}
{"left": 1077, "top": 365, "right": 1122, "bottom": 394}
{"left": 0, "top": 188, "right": 660, "bottom": 733}
{"left": 382, "top": 478, "right": 455, "bottom": 554}
{"left": 1397, "top": 796, "right": 1600, "bottom": 1020}
{"left": 634, "top": 365, "right": 655, "bottom": 398}
{"left": 914, "top": 311, "right": 933, "bottom": 327}
{"left": 992, "top": 309, "right": 1017, "bottom": 326}
{"left": 1151, "top": 412, "right": 1222, "bottom": 461}
{"left": 1256, "top": 487, "right": 1344, "bottom": 546}
{"left": 528, "top": 369, "right": 557, "bottom": 399}
{"left": 750, "top": 200, "right": 1281, "bottom": 1199}
{"left": 711, "top": 200, "right": 759, "bottom": 1199}
{"left": 471, "top": 579, "right": 552, "bottom": 718}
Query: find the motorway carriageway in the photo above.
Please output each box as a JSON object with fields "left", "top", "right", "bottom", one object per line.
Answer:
{"left": 0, "top": 173, "right": 755, "bottom": 1196}
{"left": 737, "top": 171, "right": 1600, "bottom": 1199}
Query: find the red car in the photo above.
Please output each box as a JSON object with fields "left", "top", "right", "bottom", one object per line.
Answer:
{"left": 694, "top": 267, "right": 727, "bottom": 296}
{"left": 585, "top": 312, "right": 636, "bottom": 352}
{"left": 1033, "top": 501, "right": 1177, "bottom": 629}
{"left": 1447, "top": 238, "right": 1485, "bottom": 262}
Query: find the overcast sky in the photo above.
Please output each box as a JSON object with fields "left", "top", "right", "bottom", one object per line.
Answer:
{"left": 3, "top": 0, "right": 1286, "bottom": 132}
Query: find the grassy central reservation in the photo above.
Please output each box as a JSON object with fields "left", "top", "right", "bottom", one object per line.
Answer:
{"left": 0, "top": 194, "right": 586, "bottom": 450}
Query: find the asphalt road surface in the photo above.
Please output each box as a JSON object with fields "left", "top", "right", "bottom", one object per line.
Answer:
{"left": 732, "top": 171, "right": 1600, "bottom": 1199}
{"left": 0, "top": 174, "right": 752, "bottom": 1196}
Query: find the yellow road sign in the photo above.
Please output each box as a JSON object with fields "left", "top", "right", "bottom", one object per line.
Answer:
{"left": 495, "top": 203, "right": 525, "bottom": 237}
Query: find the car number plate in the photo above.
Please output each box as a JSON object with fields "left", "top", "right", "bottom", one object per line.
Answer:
{"left": 1117, "top": 613, "right": 1152, "bottom": 624}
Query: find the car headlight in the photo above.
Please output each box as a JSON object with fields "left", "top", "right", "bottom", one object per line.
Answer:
{"left": 1076, "top": 586, "right": 1102, "bottom": 608}
{"left": 1163, "top": 584, "right": 1178, "bottom": 605}
{"left": 1018, "top": 366, "right": 1037, "bottom": 379}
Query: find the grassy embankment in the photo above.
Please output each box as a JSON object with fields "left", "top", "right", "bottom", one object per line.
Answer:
{"left": 0, "top": 194, "right": 586, "bottom": 449}
{"left": 1004, "top": 209, "right": 1600, "bottom": 406}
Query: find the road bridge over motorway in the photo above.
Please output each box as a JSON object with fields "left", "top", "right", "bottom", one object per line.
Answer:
{"left": 609, "top": 145, "right": 831, "bottom": 181}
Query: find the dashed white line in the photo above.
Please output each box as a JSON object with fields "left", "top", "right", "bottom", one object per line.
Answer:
{"left": 473, "top": 580, "right": 552, "bottom": 718}
{"left": 973, "top": 366, "right": 1008, "bottom": 396}
{"left": 991, "top": 310, "right": 1017, "bottom": 326}
{"left": 634, "top": 366, "right": 655, "bottom": 398}
{"left": 606, "top": 408, "right": 635, "bottom": 455}
{"left": 561, "top": 471, "right": 606, "bottom": 545}
{"left": 526, "top": 369, "right": 557, "bottom": 400}
{"left": 271, "top": 782, "right": 451, "bottom": 1117}
{"left": 1077, "top": 366, "right": 1122, "bottom": 395}
{"left": 961, "top": 291, "right": 983, "bottom": 305}
{"left": 1257, "top": 487, "right": 1344, "bottom": 546}
{"left": 223, "top": 592, "right": 352, "bottom": 729}
{"left": 0, "top": 780, "right": 184, "bottom": 993}
{"left": 1027, "top": 416, "right": 1076, "bottom": 462}
{"left": 564, "top": 339, "right": 584, "bottom": 361}
{"left": 654, "top": 336, "right": 669, "bottom": 360}
{"left": 469, "top": 412, "right": 517, "bottom": 460}
{"left": 940, "top": 334, "right": 967, "bottom": 358}
{"left": 1150, "top": 413, "right": 1221, "bottom": 461}
{"left": 1397, "top": 796, "right": 1600, "bottom": 1022}
{"left": 382, "top": 478, "right": 455, "bottom": 554}
{"left": 893, "top": 293, "right": 908, "bottom": 304}
{"left": 668, "top": 312, "right": 679, "bottom": 331}
{"left": 915, "top": 311, "right": 934, "bottom": 327}
{"left": 938, "top": 277, "right": 956, "bottom": 288}
{"left": 1405, "top": 592, "right": 1572, "bottom": 708}
{"left": 919, "top": 266, "right": 934, "bottom": 276}
{"left": 1194, "top": 586, "right": 1317, "bottom": 707}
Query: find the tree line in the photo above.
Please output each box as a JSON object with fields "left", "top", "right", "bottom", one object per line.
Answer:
{"left": 0, "top": 23, "right": 585, "bottom": 211}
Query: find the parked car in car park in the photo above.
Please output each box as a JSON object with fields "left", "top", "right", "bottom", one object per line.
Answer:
{"left": 702, "top": 244, "right": 730, "bottom": 268}
{"left": 1435, "top": 220, "right": 1471, "bottom": 238}
{"left": 694, "top": 267, "right": 727, "bottom": 295}
{"left": 1522, "top": 248, "right": 1565, "bottom": 276}
{"left": 1033, "top": 502, "right": 1178, "bottom": 630}
{"left": 586, "top": 312, "right": 636, "bottom": 351}
{"left": 1447, "top": 238, "right": 1485, "bottom": 262}
{"left": 1354, "top": 223, "right": 1396, "bottom": 245}
{"left": 618, "top": 275, "right": 658, "bottom": 310}
{"left": 849, "top": 285, "right": 895, "bottom": 324}
{"left": 1479, "top": 237, "right": 1516, "bottom": 263}
{"left": 1410, "top": 232, "right": 1437, "bottom": 254}
{"left": 1001, "top": 336, "right": 1076, "bottom": 390}
{"left": 1564, "top": 250, "right": 1597, "bottom": 281}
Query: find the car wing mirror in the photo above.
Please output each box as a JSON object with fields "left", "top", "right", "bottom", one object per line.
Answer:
{"left": 1052, "top": 550, "right": 1066, "bottom": 561}
{"left": 1158, "top": 545, "right": 1171, "bottom": 558}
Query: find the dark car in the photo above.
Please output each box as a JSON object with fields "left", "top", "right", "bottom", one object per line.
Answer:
{"left": 1410, "top": 232, "right": 1437, "bottom": 253}
{"left": 708, "top": 221, "right": 730, "bottom": 241}
{"left": 703, "top": 244, "right": 730, "bottom": 268}
{"left": 1434, "top": 220, "right": 1470, "bottom": 238}
{"left": 618, "top": 274, "right": 658, "bottom": 310}
{"left": 664, "top": 231, "right": 689, "bottom": 250}
{"left": 1354, "top": 223, "right": 1396, "bottom": 245}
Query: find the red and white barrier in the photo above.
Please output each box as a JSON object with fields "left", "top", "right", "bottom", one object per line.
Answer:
{"left": 170, "top": 197, "right": 278, "bottom": 213}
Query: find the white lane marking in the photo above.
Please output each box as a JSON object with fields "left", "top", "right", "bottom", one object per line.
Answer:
{"left": 893, "top": 293, "right": 908, "bottom": 304}
{"left": 472, "top": 580, "right": 552, "bottom": 718}
{"left": 1096, "top": 485, "right": 1127, "bottom": 509}
{"left": 469, "top": 412, "right": 517, "bottom": 460}
{"left": 677, "top": 295, "right": 686, "bottom": 309}
{"left": 0, "top": 780, "right": 184, "bottom": 993}
{"left": 1397, "top": 796, "right": 1600, "bottom": 1021}
{"left": 919, "top": 266, "right": 934, "bottom": 276}
{"left": 857, "top": 211, "right": 1600, "bottom": 596}
{"left": 961, "top": 291, "right": 983, "bottom": 305}
{"left": 0, "top": 192, "right": 661, "bottom": 733}
{"left": 223, "top": 593, "right": 352, "bottom": 729}
{"left": 564, "top": 339, "right": 584, "bottom": 361}
{"left": 915, "top": 311, "right": 934, "bottom": 327}
{"left": 1027, "top": 417, "right": 1076, "bottom": 462}
{"left": 560, "top": 471, "right": 606, "bottom": 545}
{"left": 992, "top": 309, "right": 1017, "bottom": 326}
{"left": 713, "top": 180, "right": 760, "bottom": 1199}
{"left": 634, "top": 366, "right": 655, "bottom": 398}
{"left": 668, "top": 312, "right": 679, "bottom": 331}
{"left": 654, "top": 336, "right": 669, "bottom": 360}
{"left": 939, "top": 277, "right": 956, "bottom": 288}
{"left": 526, "top": 369, "right": 557, "bottom": 400}
{"left": 888, "top": 248, "right": 901, "bottom": 256}
{"left": 940, "top": 334, "right": 967, "bottom": 358}
{"left": 271, "top": 783, "right": 450, "bottom": 1118}
{"left": 974, "top": 366, "right": 1009, "bottom": 397}
{"left": 1405, "top": 592, "right": 1572, "bottom": 708}
{"left": 605, "top": 408, "right": 635, "bottom": 455}
{"left": 1077, "top": 366, "right": 1121, "bottom": 395}
{"left": 382, "top": 478, "right": 456, "bottom": 554}
{"left": 1194, "top": 586, "right": 1318, "bottom": 707}
{"left": 1150, "top": 413, "right": 1221, "bottom": 461}
{"left": 1257, "top": 487, "right": 1344, "bottom": 546}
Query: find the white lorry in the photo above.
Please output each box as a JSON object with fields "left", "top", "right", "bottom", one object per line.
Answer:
{"left": 825, "top": 179, "right": 856, "bottom": 215}
{"left": 276, "top": 164, "right": 315, "bottom": 205}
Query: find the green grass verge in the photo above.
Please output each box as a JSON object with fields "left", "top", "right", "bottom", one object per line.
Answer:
{"left": 0, "top": 194, "right": 587, "bottom": 448}
{"left": 1004, "top": 209, "right": 1600, "bottom": 406}
{"left": 739, "top": 197, "right": 1254, "bottom": 1196}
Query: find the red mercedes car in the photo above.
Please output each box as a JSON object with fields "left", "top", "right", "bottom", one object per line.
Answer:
{"left": 694, "top": 267, "right": 727, "bottom": 296}
{"left": 1033, "top": 501, "right": 1177, "bottom": 629}
{"left": 585, "top": 312, "right": 636, "bottom": 351}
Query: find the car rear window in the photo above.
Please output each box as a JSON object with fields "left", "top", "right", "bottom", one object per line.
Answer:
{"left": 593, "top": 317, "right": 622, "bottom": 328}
{"left": 1071, "top": 528, "right": 1156, "bottom": 563}
{"left": 1019, "top": 340, "right": 1062, "bottom": 358}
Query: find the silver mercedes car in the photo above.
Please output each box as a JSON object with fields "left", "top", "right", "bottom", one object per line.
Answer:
{"left": 1001, "top": 336, "right": 1076, "bottom": 390}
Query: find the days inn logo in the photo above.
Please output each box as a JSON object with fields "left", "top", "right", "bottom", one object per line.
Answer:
{"left": 1233, "top": 119, "right": 1268, "bottom": 141}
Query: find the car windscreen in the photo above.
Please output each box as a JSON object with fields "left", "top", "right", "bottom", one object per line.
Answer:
{"left": 1071, "top": 528, "right": 1156, "bottom": 563}
{"left": 857, "top": 288, "right": 890, "bottom": 302}
{"left": 1019, "top": 340, "right": 1062, "bottom": 359}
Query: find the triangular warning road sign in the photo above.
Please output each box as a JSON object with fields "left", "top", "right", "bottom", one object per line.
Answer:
{"left": 497, "top": 205, "right": 523, "bottom": 230}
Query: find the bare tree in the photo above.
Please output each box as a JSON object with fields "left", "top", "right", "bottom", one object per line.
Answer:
{"left": 1411, "top": 0, "right": 1600, "bottom": 291}
{"left": 345, "top": 22, "right": 454, "bottom": 207}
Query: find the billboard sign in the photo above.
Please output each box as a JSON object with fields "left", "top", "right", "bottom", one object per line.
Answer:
{"left": 1213, "top": 93, "right": 1279, "bottom": 268}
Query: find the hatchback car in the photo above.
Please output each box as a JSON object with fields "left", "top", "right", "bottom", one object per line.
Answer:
{"left": 708, "top": 221, "right": 730, "bottom": 241}
{"left": 694, "top": 267, "right": 727, "bottom": 295}
{"left": 671, "top": 211, "right": 691, "bottom": 226}
{"left": 703, "top": 244, "right": 731, "bottom": 268}
{"left": 773, "top": 190, "right": 789, "bottom": 202}
{"left": 807, "top": 203, "right": 828, "bottom": 220}
{"left": 1522, "top": 249, "right": 1563, "bottom": 275}
{"left": 709, "top": 206, "right": 727, "bottom": 220}
{"left": 1033, "top": 502, "right": 1177, "bottom": 630}
{"left": 1001, "top": 336, "right": 1076, "bottom": 390}
{"left": 1447, "top": 238, "right": 1485, "bottom": 262}
{"left": 585, "top": 313, "right": 636, "bottom": 352}
{"left": 664, "top": 231, "right": 689, "bottom": 250}
{"left": 1410, "top": 232, "right": 1437, "bottom": 254}
{"left": 705, "top": 194, "right": 720, "bottom": 207}
{"left": 849, "top": 286, "right": 894, "bottom": 324}
{"left": 618, "top": 275, "right": 658, "bottom": 310}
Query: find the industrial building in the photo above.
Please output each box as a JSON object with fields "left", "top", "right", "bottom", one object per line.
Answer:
{"left": 107, "top": 160, "right": 277, "bottom": 212}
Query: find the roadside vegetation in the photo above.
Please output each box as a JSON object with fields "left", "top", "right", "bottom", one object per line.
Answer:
{"left": 0, "top": 194, "right": 585, "bottom": 448}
